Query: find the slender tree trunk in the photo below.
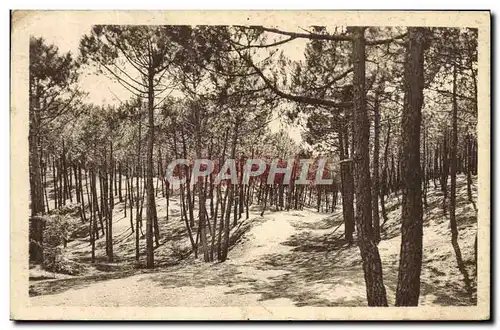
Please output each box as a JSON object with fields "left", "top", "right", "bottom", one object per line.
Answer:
{"left": 220, "top": 125, "right": 238, "bottom": 262}
{"left": 62, "top": 141, "right": 70, "bottom": 203}
{"left": 215, "top": 129, "right": 229, "bottom": 260}
{"left": 42, "top": 158, "right": 50, "bottom": 213}
{"left": 91, "top": 166, "right": 100, "bottom": 239}
{"left": 118, "top": 161, "right": 123, "bottom": 202}
{"left": 180, "top": 183, "right": 196, "bottom": 253}
{"left": 450, "top": 63, "right": 474, "bottom": 299}
{"left": 89, "top": 168, "right": 96, "bottom": 263}
{"left": 260, "top": 184, "right": 268, "bottom": 217}
{"left": 422, "top": 124, "right": 428, "bottom": 208}
{"left": 101, "top": 151, "right": 110, "bottom": 259}
{"left": 78, "top": 164, "right": 86, "bottom": 222}
{"left": 171, "top": 126, "right": 196, "bottom": 254}
{"left": 145, "top": 73, "right": 156, "bottom": 268}
{"left": 84, "top": 168, "right": 91, "bottom": 221}
{"left": 108, "top": 142, "right": 114, "bottom": 262}
{"left": 380, "top": 122, "right": 391, "bottom": 226}
{"left": 126, "top": 170, "right": 134, "bottom": 232}
{"left": 91, "top": 167, "right": 101, "bottom": 240}
{"left": 52, "top": 156, "right": 58, "bottom": 210}
{"left": 466, "top": 135, "right": 476, "bottom": 209}
{"left": 339, "top": 122, "right": 355, "bottom": 243}
{"left": 181, "top": 129, "right": 195, "bottom": 229}
{"left": 441, "top": 129, "right": 450, "bottom": 214}
{"left": 194, "top": 105, "right": 209, "bottom": 262}
{"left": 57, "top": 158, "right": 63, "bottom": 206}
{"left": 372, "top": 89, "right": 381, "bottom": 243}
{"left": 135, "top": 110, "right": 142, "bottom": 262}
{"left": 84, "top": 168, "right": 94, "bottom": 261}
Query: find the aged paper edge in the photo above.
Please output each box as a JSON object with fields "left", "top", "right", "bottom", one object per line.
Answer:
{"left": 10, "top": 10, "right": 491, "bottom": 321}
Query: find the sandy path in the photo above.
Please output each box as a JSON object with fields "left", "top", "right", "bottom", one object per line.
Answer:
{"left": 30, "top": 209, "right": 326, "bottom": 307}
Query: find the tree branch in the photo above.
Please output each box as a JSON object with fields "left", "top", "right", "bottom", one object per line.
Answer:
{"left": 260, "top": 27, "right": 353, "bottom": 42}
{"left": 99, "top": 63, "right": 147, "bottom": 95}
{"left": 365, "top": 33, "right": 407, "bottom": 46}
{"left": 238, "top": 49, "right": 349, "bottom": 109}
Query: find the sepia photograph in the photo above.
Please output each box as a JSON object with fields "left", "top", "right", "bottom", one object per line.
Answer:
{"left": 10, "top": 10, "right": 490, "bottom": 320}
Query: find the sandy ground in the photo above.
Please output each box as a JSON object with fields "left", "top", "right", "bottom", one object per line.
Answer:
{"left": 29, "top": 175, "right": 477, "bottom": 307}
{"left": 30, "top": 209, "right": 316, "bottom": 307}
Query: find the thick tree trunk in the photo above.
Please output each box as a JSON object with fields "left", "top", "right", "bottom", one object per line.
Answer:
{"left": 29, "top": 92, "right": 45, "bottom": 216}
{"left": 395, "top": 27, "right": 426, "bottom": 306}
{"left": 351, "top": 27, "right": 388, "bottom": 306}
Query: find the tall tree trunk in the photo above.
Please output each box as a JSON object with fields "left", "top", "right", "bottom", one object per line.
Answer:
{"left": 135, "top": 167, "right": 140, "bottom": 261}
{"left": 78, "top": 164, "right": 86, "bottom": 222}
{"left": 42, "top": 158, "right": 50, "bottom": 213}
{"left": 466, "top": 135, "right": 476, "bottom": 209}
{"left": 372, "top": 89, "right": 381, "bottom": 243}
{"left": 260, "top": 184, "right": 269, "bottom": 217}
{"left": 351, "top": 27, "right": 388, "bottom": 306}
{"left": 422, "top": 123, "right": 429, "bottom": 208}
{"left": 91, "top": 167, "right": 100, "bottom": 238}
{"left": 441, "top": 130, "right": 450, "bottom": 214}
{"left": 450, "top": 63, "right": 474, "bottom": 299}
{"left": 118, "top": 161, "right": 123, "bottom": 202}
{"left": 194, "top": 105, "right": 209, "bottom": 262}
{"left": 108, "top": 142, "right": 114, "bottom": 262}
{"left": 84, "top": 168, "right": 94, "bottom": 261}
{"left": 52, "top": 156, "right": 58, "bottom": 210}
{"left": 101, "top": 150, "right": 110, "bottom": 259}
{"left": 145, "top": 72, "right": 156, "bottom": 269}
{"left": 127, "top": 170, "right": 134, "bottom": 232}
{"left": 89, "top": 168, "right": 96, "bottom": 263}
{"left": 380, "top": 122, "right": 391, "bottom": 226}
{"left": 220, "top": 124, "right": 238, "bottom": 262}
{"left": 135, "top": 106, "right": 143, "bottom": 262}
{"left": 395, "top": 27, "right": 426, "bottom": 306}
{"left": 338, "top": 122, "right": 355, "bottom": 243}
{"left": 29, "top": 84, "right": 45, "bottom": 216}
{"left": 181, "top": 129, "right": 195, "bottom": 228}
{"left": 245, "top": 149, "right": 254, "bottom": 219}
{"left": 62, "top": 140, "right": 70, "bottom": 203}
